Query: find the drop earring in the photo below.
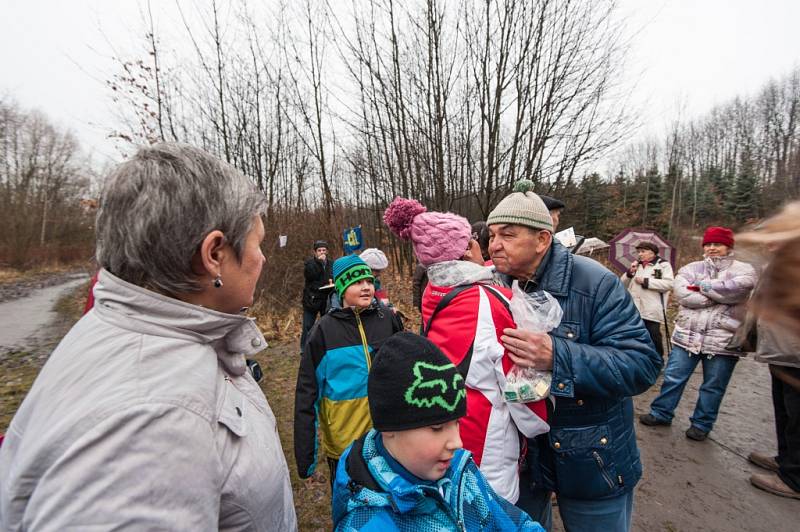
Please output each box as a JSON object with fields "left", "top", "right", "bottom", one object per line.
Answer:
{"left": 213, "top": 275, "right": 223, "bottom": 288}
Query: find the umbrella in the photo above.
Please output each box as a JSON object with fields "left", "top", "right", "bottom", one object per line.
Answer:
{"left": 574, "top": 237, "right": 609, "bottom": 255}
{"left": 608, "top": 228, "right": 676, "bottom": 274}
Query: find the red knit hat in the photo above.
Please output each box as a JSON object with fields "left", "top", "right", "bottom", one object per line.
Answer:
{"left": 702, "top": 226, "right": 734, "bottom": 248}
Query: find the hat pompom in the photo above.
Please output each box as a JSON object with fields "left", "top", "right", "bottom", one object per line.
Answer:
{"left": 384, "top": 197, "right": 427, "bottom": 240}
{"left": 513, "top": 179, "right": 535, "bottom": 194}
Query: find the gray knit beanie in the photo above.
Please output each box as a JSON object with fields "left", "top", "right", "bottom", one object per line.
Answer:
{"left": 486, "top": 180, "right": 554, "bottom": 232}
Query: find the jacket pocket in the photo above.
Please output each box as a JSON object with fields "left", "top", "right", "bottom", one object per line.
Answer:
{"left": 713, "top": 310, "right": 740, "bottom": 333}
{"left": 218, "top": 378, "right": 248, "bottom": 438}
{"left": 548, "top": 424, "right": 622, "bottom": 499}
{"left": 551, "top": 321, "right": 580, "bottom": 342}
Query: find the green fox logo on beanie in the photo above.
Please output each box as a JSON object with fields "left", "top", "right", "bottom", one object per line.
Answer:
{"left": 405, "top": 361, "right": 466, "bottom": 412}
{"left": 368, "top": 332, "right": 467, "bottom": 432}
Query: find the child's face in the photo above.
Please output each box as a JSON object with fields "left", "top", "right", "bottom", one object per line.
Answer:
{"left": 383, "top": 420, "right": 462, "bottom": 481}
{"left": 342, "top": 279, "right": 375, "bottom": 309}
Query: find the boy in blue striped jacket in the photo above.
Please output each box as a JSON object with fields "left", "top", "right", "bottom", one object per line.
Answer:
{"left": 294, "top": 255, "right": 403, "bottom": 485}
{"left": 332, "top": 332, "right": 544, "bottom": 531}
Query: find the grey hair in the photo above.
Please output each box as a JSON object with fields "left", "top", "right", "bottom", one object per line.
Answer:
{"left": 96, "top": 143, "right": 267, "bottom": 294}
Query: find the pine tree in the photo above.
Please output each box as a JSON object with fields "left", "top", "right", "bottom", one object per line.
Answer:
{"left": 579, "top": 173, "right": 610, "bottom": 238}
{"left": 643, "top": 165, "right": 665, "bottom": 232}
{"left": 693, "top": 172, "right": 720, "bottom": 224}
{"left": 732, "top": 147, "right": 759, "bottom": 223}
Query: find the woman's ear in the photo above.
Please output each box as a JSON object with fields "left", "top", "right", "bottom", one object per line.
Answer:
{"left": 192, "top": 230, "right": 227, "bottom": 278}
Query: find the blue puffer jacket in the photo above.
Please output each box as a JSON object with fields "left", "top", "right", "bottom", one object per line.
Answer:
{"left": 498, "top": 241, "right": 663, "bottom": 500}
{"left": 332, "top": 430, "right": 544, "bottom": 531}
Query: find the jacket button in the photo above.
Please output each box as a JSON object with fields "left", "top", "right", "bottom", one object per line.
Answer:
{"left": 235, "top": 407, "right": 242, "bottom": 417}
{"left": 554, "top": 442, "right": 561, "bottom": 449}
{"left": 577, "top": 399, "right": 584, "bottom": 406}
{"left": 600, "top": 437, "right": 608, "bottom": 445}
{"left": 557, "top": 382, "right": 566, "bottom": 390}
{"left": 567, "top": 331, "right": 574, "bottom": 338}
{"left": 251, "top": 337, "right": 262, "bottom": 347}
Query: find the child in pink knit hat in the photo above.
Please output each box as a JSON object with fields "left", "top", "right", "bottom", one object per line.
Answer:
{"left": 383, "top": 197, "right": 482, "bottom": 266}
{"left": 382, "top": 197, "right": 548, "bottom": 504}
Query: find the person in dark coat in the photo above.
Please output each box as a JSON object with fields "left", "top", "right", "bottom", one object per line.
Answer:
{"left": 412, "top": 262, "right": 428, "bottom": 312}
{"left": 539, "top": 195, "right": 565, "bottom": 232}
{"left": 300, "top": 240, "right": 333, "bottom": 354}
{"left": 487, "top": 180, "right": 662, "bottom": 532}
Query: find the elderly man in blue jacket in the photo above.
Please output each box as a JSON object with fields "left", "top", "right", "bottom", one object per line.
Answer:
{"left": 487, "top": 182, "right": 662, "bottom": 532}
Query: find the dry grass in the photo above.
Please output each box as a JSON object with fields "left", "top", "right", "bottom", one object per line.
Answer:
{"left": 252, "top": 344, "right": 333, "bottom": 530}
{"left": 0, "top": 350, "right": 42, "bottom": 432}
{"left": 0, "top": 263, "right": 89, "bottom": 286}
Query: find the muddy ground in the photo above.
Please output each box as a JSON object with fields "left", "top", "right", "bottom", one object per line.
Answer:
{"left": 0, "top": 277, "right": 796, "bottom": 531}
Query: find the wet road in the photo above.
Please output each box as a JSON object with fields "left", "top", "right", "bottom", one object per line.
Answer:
{"left": 628, "top": 356, "right": 797, "bottom": 532}
{"left": 0, "top": 274, "right": 87, "bottom": 351}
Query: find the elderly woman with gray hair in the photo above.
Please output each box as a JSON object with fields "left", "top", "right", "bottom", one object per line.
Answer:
{"left": 0, "top": 144, "right": 297, "bottom": 530}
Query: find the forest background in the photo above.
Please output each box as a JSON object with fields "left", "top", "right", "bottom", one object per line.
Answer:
{"left": 2, "top": 0, "right": 799, "bottom": 317}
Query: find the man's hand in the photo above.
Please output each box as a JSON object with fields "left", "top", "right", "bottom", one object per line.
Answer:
{"left": 634, "top": 276, "right": 644, "bottom": 285}
{"left": 501, "top": 328, "right": 554, "bottom": 370}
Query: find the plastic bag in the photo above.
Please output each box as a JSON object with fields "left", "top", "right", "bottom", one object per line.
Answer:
{"left": 503, "top": 281, "right": 563, "bottom": 403}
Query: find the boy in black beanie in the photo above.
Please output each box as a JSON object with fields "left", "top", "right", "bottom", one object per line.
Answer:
{"left": 331, "top": 332, "right": 543, "bottom": 531}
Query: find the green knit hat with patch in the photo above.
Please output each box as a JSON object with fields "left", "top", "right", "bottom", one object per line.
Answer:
{"left": 333, "top": 255, "right": 374, "bottom": 297}
{"left": 486, "top": 180, "right": 554, "bottom": 232}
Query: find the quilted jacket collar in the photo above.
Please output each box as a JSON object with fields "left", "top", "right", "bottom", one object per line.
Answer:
{"left": 496, "top": 241, "right": 573, "bottom": 297}
{"left": 92, "top": 269, "right": 266, "bottom": 376}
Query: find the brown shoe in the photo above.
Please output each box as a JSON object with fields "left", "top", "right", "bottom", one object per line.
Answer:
{"left": 748, "top": 451, "right": 779, "bottom": 472}
{"left": 750, "top": 473, "right": 800, "bottom": 500}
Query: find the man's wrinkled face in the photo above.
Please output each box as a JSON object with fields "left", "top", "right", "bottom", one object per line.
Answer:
{"left": 488, "top": 224, "right": 549, "bottom": 279}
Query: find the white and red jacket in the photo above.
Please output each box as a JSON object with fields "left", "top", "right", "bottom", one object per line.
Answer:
{"left": 422, "top": 261, "right": 549, "bottom": 503}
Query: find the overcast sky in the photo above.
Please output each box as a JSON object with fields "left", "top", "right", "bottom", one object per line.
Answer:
{"left": 2, "top": 0, "right": 799, "bottom": 168}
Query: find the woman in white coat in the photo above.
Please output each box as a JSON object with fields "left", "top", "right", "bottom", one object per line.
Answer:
{"left": 0, "top": 143, "right": 297, "bottom": 531}
{"left": 621, "top": 241, "right": 674, "bottom": 357}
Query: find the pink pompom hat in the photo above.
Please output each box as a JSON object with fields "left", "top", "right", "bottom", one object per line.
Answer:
{"left": 383, "top": 197, "right": 472, "bottom": 266}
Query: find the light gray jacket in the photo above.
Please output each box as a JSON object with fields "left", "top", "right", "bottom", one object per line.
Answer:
{"left": 620, "top": 258, "right": 674, "bottom": 324}
{"left": 0, "top": 270, "right": 297, "bottom": 531}
{"left": 671, "top": 255, "right": 757, "bottom": 356}
{"left": 755, "top": 321, "right": 800, "bottom": 368}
